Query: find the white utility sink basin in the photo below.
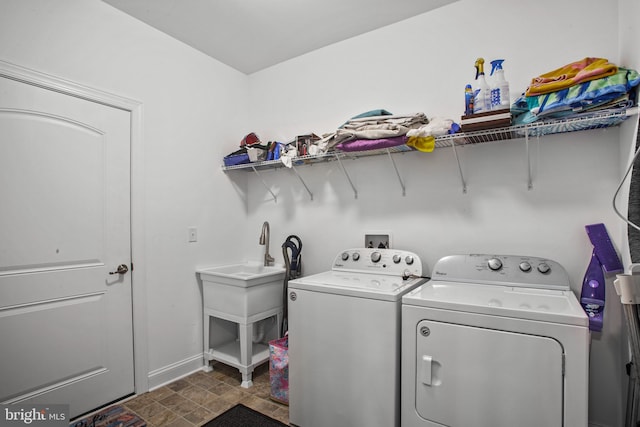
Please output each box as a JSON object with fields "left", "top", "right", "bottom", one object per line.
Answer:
{"left": 197, "top": 262, "right": 286, "bottom": 321}
{"left": 197, "top": 262, "right": 285, "bottom": 387}
{"left": 197, "top": 262, "right": 285, "bottom": 288}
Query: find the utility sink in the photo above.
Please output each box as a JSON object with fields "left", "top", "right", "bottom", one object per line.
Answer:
{"left": 197, "top": 262, "right": 286, "bottom": 387}
{"left": 198, "top": 262, "right": 285, "bottom": 288}
{"left": 197, "top": 262, "right": 285, "bottom": 320}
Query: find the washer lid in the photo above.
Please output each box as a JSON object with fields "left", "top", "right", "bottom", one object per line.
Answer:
{"left": 403, "top": 281, "right": 588, "bottom": 326}
{"left": 288, "top": 270, "right": 426, "bottom": 301}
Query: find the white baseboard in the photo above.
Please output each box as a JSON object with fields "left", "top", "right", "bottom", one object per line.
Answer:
{"left": 147, "top": 354, "right": 204, "bottom": 390}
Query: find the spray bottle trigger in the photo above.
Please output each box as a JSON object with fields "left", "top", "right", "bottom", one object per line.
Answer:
{"left": 490, "top": 59, "right": 504, "bottom": 76}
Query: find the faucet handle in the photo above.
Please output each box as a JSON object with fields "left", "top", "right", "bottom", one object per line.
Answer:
{"left": 265, "top": 253, "right": 275, "bottom": 266}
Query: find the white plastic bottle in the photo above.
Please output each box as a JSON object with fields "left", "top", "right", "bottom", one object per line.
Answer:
{"left": 490, "top": 59, "right": 510, "bottom": 110}
{"left": 473, "top": 58, "right": 491, "bottom": 114}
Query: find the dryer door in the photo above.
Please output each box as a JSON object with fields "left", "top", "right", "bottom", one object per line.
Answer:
{"left": 415, "top": 320, "right": 563, "bottom": 427}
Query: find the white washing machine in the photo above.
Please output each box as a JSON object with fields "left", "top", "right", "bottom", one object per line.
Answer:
{"left": 288, "top": 248, "right": 427, "bottom": 427}
{"left": 401, "top": 254, "right": 590, "bottom": 427}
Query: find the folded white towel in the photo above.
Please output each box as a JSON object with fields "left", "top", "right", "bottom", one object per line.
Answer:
{"left": 407, "top": 117, "right": 453, "bottom": 138}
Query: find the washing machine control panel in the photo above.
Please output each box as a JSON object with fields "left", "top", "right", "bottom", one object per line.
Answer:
{"left": 333, "top": 248, "right": 424, "bottom": 278}
{"left": 432, "top": 254, "right": 570, "bottom": 290}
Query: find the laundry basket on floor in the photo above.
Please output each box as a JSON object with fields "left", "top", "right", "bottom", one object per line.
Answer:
{"left": 268, "top": 336, "right": 289, "bottom": 405}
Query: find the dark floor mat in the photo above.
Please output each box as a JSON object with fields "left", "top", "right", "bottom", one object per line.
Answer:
{"left": 202, "top": 404, "right": 287, "bottom": 427}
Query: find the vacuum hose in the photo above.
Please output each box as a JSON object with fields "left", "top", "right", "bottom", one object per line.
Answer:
{"left": 281, "top": 235, "right": 302, "bottom": 337}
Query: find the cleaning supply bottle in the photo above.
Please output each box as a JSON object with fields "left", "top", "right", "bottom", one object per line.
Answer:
{"left": 473, "top": 58, "right": 491, "bottom": 114}
{"left": 490, "top": 59, "right": 510, "bottom": 110}
{"left": 464, "top": 84, "right": 474, "bottom": 116}
{"left": 580, "top": 250, "right": 605, "bottom": 332}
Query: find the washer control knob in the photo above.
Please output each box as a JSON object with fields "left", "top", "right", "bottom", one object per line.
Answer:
{"left": 371, "top": 251, "right": 382, "bottom": 263}
{"left": 537, "top": 262, "right": 551, "bottom": 274}
{"left": 487, "top": 258, "right": 503, "bottom": 271}
{"left": 405, "top": 255, "right": 414, "bottom": 265}
{"left": 352, "top": 252, "right": 360, "bottom": 261}
{"left": 392, "top": 254, "right": 401, "bottom": 264}
{"left": 519, "top": 261, "right": 532, "bottom": 272}
{"left": 341, "top": 252, "right": 349, "bottom": 261}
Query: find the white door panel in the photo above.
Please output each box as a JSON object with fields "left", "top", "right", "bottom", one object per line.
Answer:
{"left": 1, "top": 111, "right": 105, "bottom": 273}
{"left": 415, "top": 320, "right": 563, "bottom": 427}
{"left": 0, "top": 75, "right": 133, "bottom": 418}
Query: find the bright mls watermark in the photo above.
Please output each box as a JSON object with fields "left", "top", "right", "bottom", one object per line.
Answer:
{"left": 1, "top": 405, "right": 68, "bottom": 426}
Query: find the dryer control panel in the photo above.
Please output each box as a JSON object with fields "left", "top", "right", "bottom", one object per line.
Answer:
{"left": 431, "top": 254, "right": 570, "bottom": 290}
{"left": 332, "top": 248, "right": 424, "bottom": 278}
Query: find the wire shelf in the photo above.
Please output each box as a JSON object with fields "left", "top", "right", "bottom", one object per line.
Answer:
{"left": 222, "top": 143, "right": 414, "bottom": 172}
{"left": 438, "top": 107, "right": 635, "bottom": 146}
{"left": 222, "top": 107, "right": 637, "bottom": 172}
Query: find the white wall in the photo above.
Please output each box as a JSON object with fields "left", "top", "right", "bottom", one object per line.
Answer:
{"left": 245, "top": 0, "right": 635, "bottom": 425}
{"left": 0, "top": 0, "right": 251, "bottom": 388}
{"left": 1, "top": 0, "right": 638, "bottom": 425}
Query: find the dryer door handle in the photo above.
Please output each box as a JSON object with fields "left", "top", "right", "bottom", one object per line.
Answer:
{"left": 421, "top": 355, "right": 433, "bottom": 386}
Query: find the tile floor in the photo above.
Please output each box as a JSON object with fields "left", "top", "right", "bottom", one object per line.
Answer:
{"left": 117, "top": 362, "right": 289, "bottom": 426}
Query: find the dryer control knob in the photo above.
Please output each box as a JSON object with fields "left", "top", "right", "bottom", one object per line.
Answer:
{"left": 488, "top": 258, "right": 503, "bottom": 271}
{"left": 405, "top": 256, "right": 414, "bottom": 265}
{"left": 519, "top": 261, "right": 532, "bottom": 272}
{"left": 371, "top": 251, "right": 382, "bottom": 263}
{"left": 537, "top": 262, "right": 551, "bottom": 274}
{"left": 392, "top": 254, "right": 401, "bottom": 264}
{"left": 352, "top": 252, "right": 360, "bottom": 261}
{"left": 341, "top": 252, "right": 349, "bottom": 261}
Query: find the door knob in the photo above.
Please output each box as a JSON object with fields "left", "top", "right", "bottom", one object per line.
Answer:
{"left": 109, "top": 264, "right": 129, "bottom": 275}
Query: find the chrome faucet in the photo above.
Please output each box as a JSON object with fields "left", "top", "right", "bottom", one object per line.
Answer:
{"left": 259, "top": 221, "right": 275, "bottom": 266}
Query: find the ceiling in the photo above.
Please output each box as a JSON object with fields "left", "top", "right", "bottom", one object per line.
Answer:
{"left": 102, "top": 0, "right": 456, "bottom": 74}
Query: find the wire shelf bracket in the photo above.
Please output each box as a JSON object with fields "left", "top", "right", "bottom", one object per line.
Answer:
{"left": 250, "top": 165, "right": 277, "bottom": 203}
{"left": 336, "top": 154, "right": 358, "bottom": 199}
{"left": 386, "top": 148, "right": 407, "bottom": 196}
{"left": 290, "top": 165, "right": 313, "bottom": 201}
{"left": 450, "top": 139, "right": 467, "bottom": 194}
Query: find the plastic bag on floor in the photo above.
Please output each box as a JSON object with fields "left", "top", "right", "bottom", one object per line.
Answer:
{"left": 268, "top": 336, "right": 289, "bottom": 405}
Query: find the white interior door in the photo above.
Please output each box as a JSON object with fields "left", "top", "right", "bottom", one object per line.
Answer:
{"left": 0, "top": 74, "right": 134, "bottom": 418}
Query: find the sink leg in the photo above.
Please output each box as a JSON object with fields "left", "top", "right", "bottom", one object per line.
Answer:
{"left": 203, "top": 313, "right": 213, "bottom": 372}
{"left": 202, "top": 351, "right": 213, "bottom": 373}
{"left": 238, "top": 322, "right": 254, "bottom": 387}
{"left": 240, "top": 371, "right": 254, "bottom": 388}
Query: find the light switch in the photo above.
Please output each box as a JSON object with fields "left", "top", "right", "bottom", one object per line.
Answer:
{"left": 188, "top": 227, "right": 198, "bottom": 242}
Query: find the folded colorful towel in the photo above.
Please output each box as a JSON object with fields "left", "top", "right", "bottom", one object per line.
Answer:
{"left": 526, "top": 57, "right": 618, "bottom": 97}
{"left": 523, "top": 67, "right": 640, "bottom": 119}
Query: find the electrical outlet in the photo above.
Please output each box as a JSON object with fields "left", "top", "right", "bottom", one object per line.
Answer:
{"left": 365, "top": 232, "right": 391, "bottom": 249}
{"left": 188, "top": 227, "right": 198, "bottom": 243}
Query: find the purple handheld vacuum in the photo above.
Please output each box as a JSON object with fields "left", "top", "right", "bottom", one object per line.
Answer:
{"left": 581, "top": 223, "right": 623, "bottom": 331}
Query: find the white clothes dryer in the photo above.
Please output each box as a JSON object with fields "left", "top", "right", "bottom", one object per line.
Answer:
{"left": 401, "top": 254, "right": 589, "bottom": 427}
{"left": 288, "top": 248, "right": 428, "bottom": 427}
